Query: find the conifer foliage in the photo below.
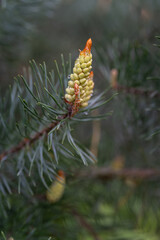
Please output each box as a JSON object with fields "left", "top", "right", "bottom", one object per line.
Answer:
{"left": 1, "top": 1, "right": 160, "bottom": 240}
{"left": 0, "top": 38, "right": 113, "bottom": 240}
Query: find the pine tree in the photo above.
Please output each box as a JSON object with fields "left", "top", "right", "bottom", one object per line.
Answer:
{"left": 1, "top": 1, "right": 160, "bottom": 240}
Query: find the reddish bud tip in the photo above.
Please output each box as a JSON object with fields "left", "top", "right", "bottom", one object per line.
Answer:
{"left": 80, "top": 38, "right": 92, "bottom": 55}
{"left": 57, "top": 170, "right": 65, "bottom": 178}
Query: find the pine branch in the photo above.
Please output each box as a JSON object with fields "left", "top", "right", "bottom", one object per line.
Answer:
{"left": 0, "top": 42, "right": 114, "bottom": 196}
{"left": 112, "top": 84, "right": 160, "bottom": 98}
{"left": 77, "top": 167, "right": 160, "bottom": 181}
{"left": 0, "top": 114, "right": 67, "bottom": 162}
{"left": 110, "top": 69, "right": 160, "bottom": 98}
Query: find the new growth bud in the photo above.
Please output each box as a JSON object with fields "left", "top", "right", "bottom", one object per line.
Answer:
{"left": 46, "top": 170, "right": 65, "bottom": 203}
{"left": 65, "top": 38, "right": 94, "bottom": 116}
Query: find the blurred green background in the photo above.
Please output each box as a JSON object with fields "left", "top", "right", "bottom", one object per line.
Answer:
{"left": 1, "top": 0, "right": 160, "bottom": 239}
{"left": 1, "top": 0, "right": 159, "bottom": 88}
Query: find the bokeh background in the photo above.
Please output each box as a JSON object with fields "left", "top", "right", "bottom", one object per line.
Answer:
{"left": 1, "top": 0, "right": 159, "bottom": 88}
{"left": 1, "top": 0, "right": 160, "bottom": 239}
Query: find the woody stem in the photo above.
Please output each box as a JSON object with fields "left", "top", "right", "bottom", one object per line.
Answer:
{"left": 0, "top": 114, "right": 67, "bottom": 161}
{"left": 112, "top": 84, "right": 160, "bottom": 98}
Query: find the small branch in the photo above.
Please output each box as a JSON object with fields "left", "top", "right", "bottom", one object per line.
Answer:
{"left": 110, "top": 69, "right": 160, "bottom": 98}
{"left": 113, "top": 85, "right": 160, "bottom": 98}
{"left": 0, "top": 114, "right": 67, "bottom": 161}
{"left": 77, "top": 167, "right": 160, "bottom": 181}
{"left": 71, "top": 208, "right": 101, "bottom": 240}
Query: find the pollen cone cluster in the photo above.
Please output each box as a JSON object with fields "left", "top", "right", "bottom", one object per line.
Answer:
{"left": 65, "top": 38, "right": 94, "bottom": 108}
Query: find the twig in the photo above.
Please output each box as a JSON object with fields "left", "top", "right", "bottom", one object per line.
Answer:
{"left": 110, "top": 68, "right": 160, "bottom": 98}
{"left": 0, "top": 114, "right": 67, "bottom": 161}
{"left": 113, "top": 85, "right": 160, "bottom": 98}
{"left": 77, "top": 167, "right": 160, "bottom": 181}
{"left": 71, "top": 208, "right": 101, "bottom": 240}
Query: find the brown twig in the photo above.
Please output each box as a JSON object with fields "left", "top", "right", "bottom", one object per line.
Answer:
{"left": 77, "top": 167, "right": 160, "bottom": 181}
{"left": 71, "top": 208, "right": 101, "bottom": 240}
{"left": 0, "top": 114, "right": 67, "bottom": 162}
{"left": 110, "top": 68, "right": 160, "bottom": 98}
{"left": 113, "top": 84, "right": 160, "bottom": 98}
